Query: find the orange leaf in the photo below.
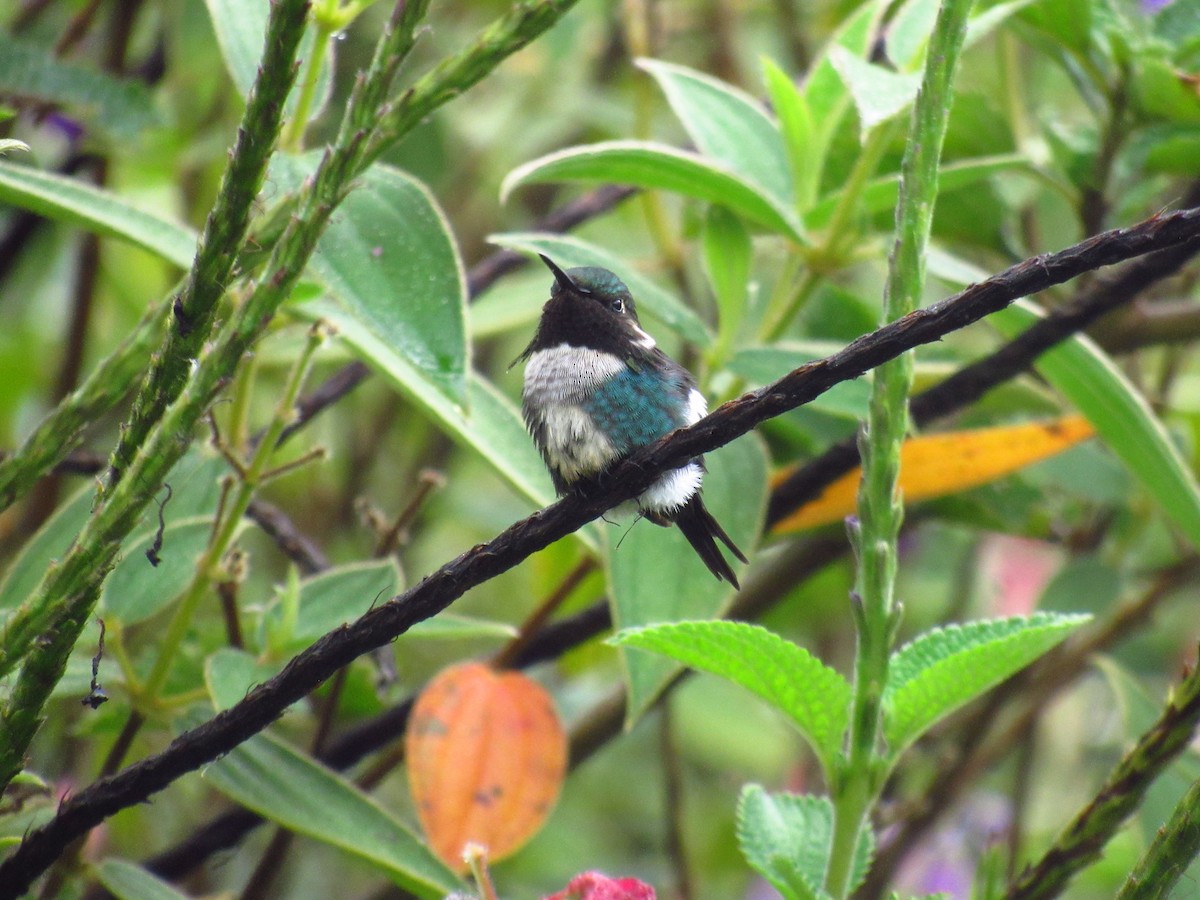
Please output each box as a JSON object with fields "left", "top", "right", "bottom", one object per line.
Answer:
{"left": 406, "top": 662, "right": 567, "bottom": 870}
{"left": 771, "top": 415, "right": 1095, "bottom": 533}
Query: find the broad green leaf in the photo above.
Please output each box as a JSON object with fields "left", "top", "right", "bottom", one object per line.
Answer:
{"left": 762, "top": 59, "right": 816, "bottom": 211}
{"left": 990, "top": 300, "right": 1200, "bottom": 548}
{"left": 293, "top": 299, "right": 597, "bottom": 550}
{"left": 0, "top": 34, "right": 160, "bottom": 140}
{"left": 828, "top": 47, "right": 921, "bottom": 135}
{"left": 638, "top": 58, "right": 794, "bottom": 206}
{"left": 203, "top": 0, "right": 333, "bottom": 120}
{"left": 728, "top": 345, "right": 871, "bottom": 421}
{"left": 737, "top": 786, "right": 875, "bottom": 899}
{"left": 0, "top": 452, "right": 227, "bottom": 615}
{"left": 102, "top": 518, "right": 242, "bottom": 626}
{"left": 487, "top": 232, "right": 712, "bottom": 348}
{"left": 261, "top": 559, "right": 401, "bottom": 652}
{"left": 883, "top": 613, "right": 1089, "bottom": 754}
{"left": 806, "top": 154, "right": 1030, "bottom": 229}
{"left": 95, "top": 859, "right": 188, "bottom": 900}
{"left": 277, "top": 157, "right": 468, "bottom": 405}
{"left": 703, "top": 206, "right": 752, "bottom": 363}
{"left": 501, "top": 141, "right": 805, "bottom": 242}
{"left": 612, "top": 620, "right": 850, "bottom": 776}
{"left": 206, "top": 648, "right": 281, "bottom": 711}
{"left": 0, "top": 161, "right": 197, "bottom": 267}
{"left": 201, "top": 728, "right": 463, "bottom": 897}
{"left": 608, "top": 437, "right": 768, "bottom": 724}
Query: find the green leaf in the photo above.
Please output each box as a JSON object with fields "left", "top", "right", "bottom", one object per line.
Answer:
{"left": 883, "top": 613, "right": 1090, "bottom": 754}
{"left": 762, "top": 58, "right": 816, "bottom": 211}
{"left": 827, "top": 47, "right": 921, "bottom": 136}
{"left": 0, "top": 34, "right": 161, "bottom": 140}
{"left": 293, "top": 299, "right": 595, "bottom": 549}
{"left": 612, "top": 620, "right": 850, "bottom": 777}
{"left": 702, "top": 206, "right": 752, "bottom": 363}
{"left": 886, "top": 0, "right": 940, "bottom": 70}
{"left": 501, "top": 141, "right": 805, "bottom": 242}
{"left": 806, "top": 154, "right": 1030, "bottom": 229}
{"left": 487, "top": 232, "right": 712, "bottom": 348}
{"left": 805, "top": 2, "right": 880, "bottom": 127}
{"left": 206, "top": 648, "right": 281, "bottom": 712}
{"left": 728, "top": 345, "right": 871, "bottom": 421}
{"left": 0, "top": 161, "right": 197, "bottom": 267}
{"left": 736, "top": 786, "right": 875, "bottom": 899}
{"left": 0, "top": 451, "right": 227, "bottom": 615}
{"left": 95, "top": 859, "right": 189, "bottom": 900}
{"left": 203, "top": 0, "right": 333, "bottom": 120}
{"left": 101, "top": 518, "right": 240, "bottom": 626}
{"left": 200, "top": 728, "right": 463, "bottom": 897}
{"left": 261, "top": 561, "right": 400, "bottom": 652}
{"left": 638, "top": 58, "right": 794, "bottom": 206}
{"left": 607, "top": 438, "right": 768, "bottom": 723}
{"left": 278, "top": 157, "right": 468, "bottom": 406}
{"left": 990, "top": 300, "right": 1200, "bottom": 549}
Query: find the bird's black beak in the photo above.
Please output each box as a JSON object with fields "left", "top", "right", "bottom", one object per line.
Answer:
{"left": 539, "top": 254, "right": 589, "bottom": 295}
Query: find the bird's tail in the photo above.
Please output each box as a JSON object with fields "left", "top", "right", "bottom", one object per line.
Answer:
{"left": 672, "top": 494, "right": 748, "bottom": 588}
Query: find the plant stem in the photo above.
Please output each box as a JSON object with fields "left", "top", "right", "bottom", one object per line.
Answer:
{"left": 1116, "top": 771, "right": 1200, "bottom": 900}
{"left": 103, "top": 0, "right": 310, "bottom": 496}
{"left": 823, "top": 0, "right": 975, "bottom": 895}
{"left": 145, "top": 324, "right": 325, "bottom": 705}
{"left": 1008, "top": 649, "right": 1200, "bottom": 899}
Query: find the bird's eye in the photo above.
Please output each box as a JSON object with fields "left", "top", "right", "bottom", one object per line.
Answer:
{"left": 610, "top": 298, "right": 624, "bottom": 313}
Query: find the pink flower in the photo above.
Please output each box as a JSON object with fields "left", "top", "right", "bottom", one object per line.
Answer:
{"left": 542, "top": 872, "right": 656, "bottom": 900}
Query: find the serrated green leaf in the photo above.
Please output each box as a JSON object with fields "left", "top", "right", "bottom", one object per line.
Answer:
{"left": 736, "top": 786, "right": 827, "bottom": 900}
{"left": 736, "top": 786, "right": 875, "bottom": 899}
{"left": 487, "top": 232, "right": 712, "bottom": 348}
{"left": 200, "top": 728, "right": 462, "bottom": 897}
{"left": 501, "top": 141, "right": 805, "bottom": 242}
{"left": 608, "top": 438, "right": 768, "bottom": 725}
{"left": 990, "top": 300, "right": 1200, "bottom": 550}
{"left": 0, "top": 34, "right": 161, "bottom": 140}
{"left": 0, "top": 161, "right": 197, "bottom": 267}
{"left": 276, "top": 156, "right": 468, "bottom": 406}
{"left": 883, "top": 613, "right": 1090, "bottom": 754}
{"left": 638, "top": 58, "right": 794, "bottom": 206}
{"left": 203, "top": 0, "right": 333, "bottom": 121}
{"left": 95, "top": 858, "right": 188, "bottom": 900}
{"left": 612, "top": 619, "right": 849, "bottom": 775}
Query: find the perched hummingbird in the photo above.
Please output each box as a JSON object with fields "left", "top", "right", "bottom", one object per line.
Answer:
{"left": 517, "top": 255, "right": 748, "bottom": 587}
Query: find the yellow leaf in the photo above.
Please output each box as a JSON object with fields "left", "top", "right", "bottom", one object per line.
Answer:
{"left": 772, "top": 415, "right": 1095, "bottom": 533}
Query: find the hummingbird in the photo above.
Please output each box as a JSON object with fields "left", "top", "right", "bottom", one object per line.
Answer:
{"left": 516, "top": 255, "right": 748, "bottom": 587}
